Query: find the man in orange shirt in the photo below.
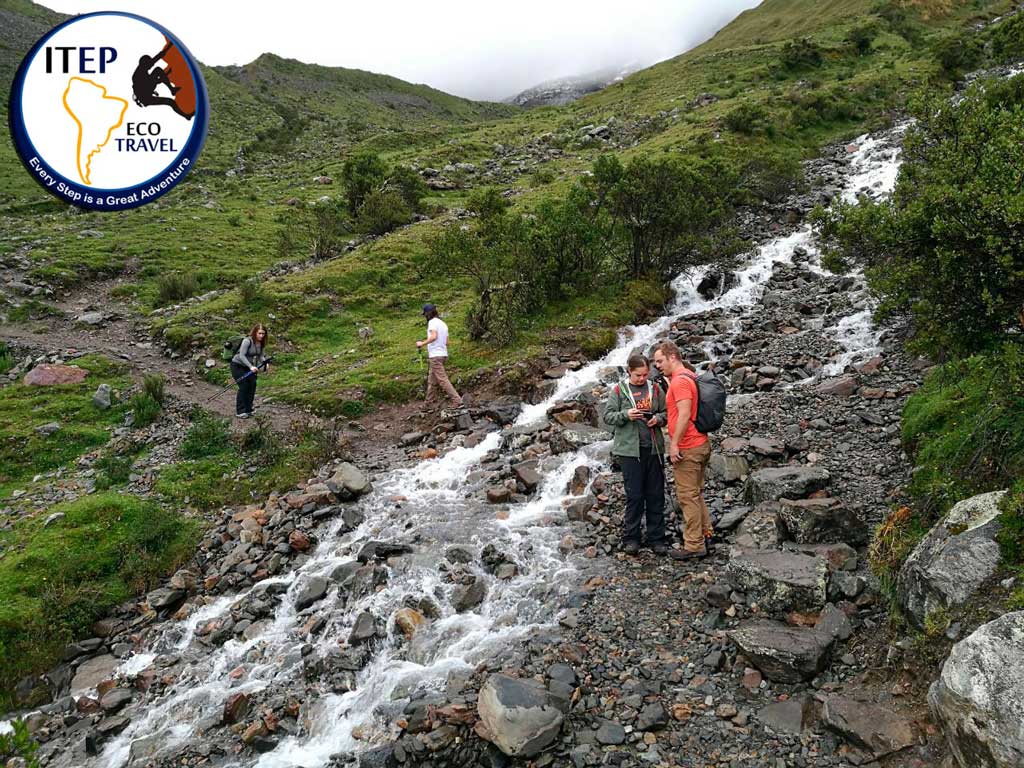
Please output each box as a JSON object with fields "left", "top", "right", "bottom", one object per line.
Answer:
{"left": 652, "top": 340, "right": 711, "bottom": 559}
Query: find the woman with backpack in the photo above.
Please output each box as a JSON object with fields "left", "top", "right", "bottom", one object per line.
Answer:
{"left": 601, "top": 354, "right": 670, "bottom": 556}
{"left": 231, "top": 323, "right": 269, "bottom": 419}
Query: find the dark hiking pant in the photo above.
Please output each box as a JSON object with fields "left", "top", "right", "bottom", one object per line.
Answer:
{"left": 619, "top": 448, "right": 666, "bottom": 545}
{"left": 232, "top": 362, "right": 257, "bottom": 415}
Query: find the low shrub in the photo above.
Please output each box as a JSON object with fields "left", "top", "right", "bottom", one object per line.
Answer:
{"left": 156, "top": 273, "right": 199, "bottom": 306}
{"left": 129, "top": 393, "right": 161, "bottom": 427}
{"left": 180, "top": 412, "right": 231, "bottom": 459}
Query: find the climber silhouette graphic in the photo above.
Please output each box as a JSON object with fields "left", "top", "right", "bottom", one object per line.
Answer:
{"left": 132, "top": 39, "right": 196, "bottom": 119}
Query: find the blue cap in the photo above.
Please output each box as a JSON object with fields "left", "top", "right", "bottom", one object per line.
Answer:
{"left": 422, "top": 303, "right": 437, "bottom": 315}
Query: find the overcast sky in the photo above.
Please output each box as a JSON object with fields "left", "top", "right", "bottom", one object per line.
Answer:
{"left": 38, "top": 1, "right": 761, "bottom": 101}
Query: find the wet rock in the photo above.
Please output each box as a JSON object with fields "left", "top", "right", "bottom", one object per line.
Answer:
{"left": 294, "top": 576, "right": 328, "bottom": 611}
{"left": 482, "top": 400, "right": 522, "bottom": 425}
{"left": 726, "top": 551, "right": 828, "bottom": 614}
{"left": 477, "top": 674, "right": 563, "bottom": 758}
{"left": 787, "top": 541, "right": 857, "bottom": 572}
{"left": 749, "top": 437, "right": 785, "bottom": 457}
{"left": 486, "top": 487, "right": 512, "bottom": 504}
{"left": 549, "top": 424, "right": 611, "bottom": 454}
{"left": 776, "top": 497, "right": 868, "bottom": 545}
{"left": 513, "top": 461, "right": 542, "bottom": 493}
{"left": 564, "top": 494, "right": 597, "bottom": 521}
{"left": 99, "top": 688, "right": 132, "bottom": 713}
{"left": 728, "top": 620, "right": 832, "bottom": 683}
{"left": 814, "top": 376, "right": 859, "bottom": 397}
{"left": 394, "top": 608, "right": 427, "bottom": 639}
{"left": 146, "top": 587, "right": 187, "bottom": 613}
{"left": 349, "top": 611, "right": 379, "bottom": 645}
{"left": 400, "top": 431, "right": 427, "bottom": 446}
{"left": 357, "top": 541, "right": 413, "bottom": 562}
{"left": 223, "top": 692, "right": 250, "bottom": 724}
{"left": 327, "top": 462, "right": 372, "bottom": 500}
{"left": 718, "top": 505, "right": 751, "bottom": 531}
{"left": 897, "top": 490, "right": 1006, "bottom": 629}
{"left": 92, "top": 384, "right": 112, "bottom": 409}
{"left": 70, "top": 654, "right": 118, "bottom": 692}
{"left": 821, "top": 697, "right": 916, "bottom": 758}
{"left": 95, "top": 715, "right": 130, "bottom": 735}
{"left": 928, "top": 610, "right": 1024, "bottom": 768}
{"left": 744, "top": 465, "right": 831, "bottom": 504}
{"left": 445, "top": 545, "right": 474, "bottom": 564}
{"left": 569, "top": 465, "right": 592, "bottom": 495}
{"left": 24, "top": 364, "right": 88, "bottom": 386}
{"left": 452, "top": 578, "right": 487, "bottom": 612}
{"left": 288, "top": 530, "right": 312, "bottom": 552}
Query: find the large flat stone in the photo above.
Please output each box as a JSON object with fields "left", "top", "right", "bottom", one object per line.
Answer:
{"left": 726, "top": 550, "right": 828, "bottom": 615}
{"left": 744, "top": 466, "right": 830, "bottom": 505}
{"left": 728, "top": 620, "right": 832, "bottom": 683}
{"left": 24, "top": 364, "right": 88, "bottom": 386}
{"left": 822, "top": 697, "right": 916, "bottom": 758}
{"left": 71, "top": 654, "right": 119, "bottom": 692}
{"left": 777, "top": 497, "right": 868, "bottom": 545}
{"left": 477, "top": 674, "right": 563, "bottom": 757}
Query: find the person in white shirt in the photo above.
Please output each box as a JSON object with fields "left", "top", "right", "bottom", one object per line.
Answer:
{"left": 415, "top": 303, "right": 463, "bottom": 409}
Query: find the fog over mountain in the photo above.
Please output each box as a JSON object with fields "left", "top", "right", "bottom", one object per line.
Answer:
{"left": 39, "top": 0, "right": 762, "bottom": 100}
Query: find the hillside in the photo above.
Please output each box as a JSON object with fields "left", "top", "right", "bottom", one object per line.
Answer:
{"left": 3, "top": 7, "right": 1024, "bottom": 764}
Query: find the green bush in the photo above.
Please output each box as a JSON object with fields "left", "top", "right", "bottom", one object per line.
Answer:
{"left": 986, "top": 11, "right": 1024, "bottom": 64}
{"left": 724, "top": 102, "right": 772, "bottom": 135}
{"left": 847, "top": 23, "right": 878, "bottom": 55}
{"left": 997, "top": 480, "right": 1024, "bottom": 569}
{"left": 0, "top": 720, "right": 39, "bottom": 767}
{"left": 355, "top": 189, "right": 412, "bottom": 236}
{"left": 780, "top": 38, "right": 823, "bottom": 70}
{"left": 156, "top": 273, "right": 199, "bottom": 306}
{"left": 0, "top": 342, "right": 12, "bottom": 375}
{"left": 932, "top": 32, "right": 982, "bottom": 77}
{"left": 239, "top": 277, "right": 263, "bottom": 305}
{"left": 94, "top": 451, "right": 133, "bottom": 490}
{"left": 142, "top": 372, "right": 166, "bottom": 405}
{"left": 341, "top": 152, "right": 389, "bottom": 215}
{"left": 0, "top": 494, "right": 199, "bottom": 705}
{"left": 579, "top": 328, "right": 619, "bottom": 359}
{"left": 129, "top": 393, "right": 161, "bottom": 427}
{"left": 385, "top": 165, "right": 428, "bottom": 213}
{"left": 240, "top": 414, "right": 284, "bottom": 465}
{"left": 902, "top": 344, "right": 1024, "bottom": 515}
{"left": 180, "top": 412, "right": 231, "bottom": 459}
{"left": 813, "top": 81, "right": 1024, "bottom": 358}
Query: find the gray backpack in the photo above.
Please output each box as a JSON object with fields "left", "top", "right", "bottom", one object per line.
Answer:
{"left": 686, "top": 370, "right": 727, "bottom": 434}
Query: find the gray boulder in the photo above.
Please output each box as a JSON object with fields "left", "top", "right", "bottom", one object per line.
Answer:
{"left": 549, "top": 424, "right": 611, "bottom": 455}
{"left": 477, "top": 674, "right": 563, "bottom": 757}
{"left": 726, "top": 551, "right": 828, "bottom": 615}
{"left": 776, "top": 497, "right": 868, "bottom": 545}
{"left": 744, "top": 466, "right": 830, "bottom": 505}
{"left": 728, "top": 620, "right": 832, "bottom": 683}
{"left": 452, "top": 577, "right": 487, "bottom": 613}
{"left": 897, "top": 490, "right": 1006, "bottom": 629}
{"left": 928, "top": 611, "right": 1024, "bottom": 768}
{"left": 327, "top": 462, "right": 372, "bottom": 500}
{"left": 294, "top": 576, "right": 328, "bottom": 611}
{"left": 92, "top": 383, "right": 112, "bottom": 409}
{"left": 709, "top": 453, "right": 749, "bottom": 483}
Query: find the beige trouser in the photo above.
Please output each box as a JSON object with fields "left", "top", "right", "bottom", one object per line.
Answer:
{"left": 426, "top": 356, "right": 462, "bottom": 407}
{"left": 673, "top": 440, "right": 712, "bottom": 552}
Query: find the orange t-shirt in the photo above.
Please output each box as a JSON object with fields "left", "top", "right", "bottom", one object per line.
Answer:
{"left": 666, "top": 370, "right": 708, "bottom": 450}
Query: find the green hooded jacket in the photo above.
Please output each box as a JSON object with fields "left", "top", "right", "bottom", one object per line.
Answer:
{"left": 601, "top": 378, "right": 668, "bottom": 458}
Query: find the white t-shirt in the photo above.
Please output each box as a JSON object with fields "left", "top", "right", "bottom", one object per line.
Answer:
{"left": 427, "top": 317, "right": 449, "bottom": 358}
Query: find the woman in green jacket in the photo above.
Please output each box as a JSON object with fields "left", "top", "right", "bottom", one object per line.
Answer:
{"left": 601, "top": 354, "right": 669, "bottom": 555}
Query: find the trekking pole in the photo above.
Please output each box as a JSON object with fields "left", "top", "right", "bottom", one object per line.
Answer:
{"left": 206, "top": 357, "right": 274, "bottom": 404}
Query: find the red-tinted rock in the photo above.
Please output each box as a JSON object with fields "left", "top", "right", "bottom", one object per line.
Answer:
{"left": 24, "top": 364, "right": 88, "bottom": 386}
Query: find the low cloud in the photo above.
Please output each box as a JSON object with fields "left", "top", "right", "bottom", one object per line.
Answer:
{"left": 40, "top": 1, "right": 762, "bottom": 100}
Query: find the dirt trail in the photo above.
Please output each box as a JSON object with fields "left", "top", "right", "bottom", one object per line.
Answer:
{"left": 2, "top": 279, "right": 310, "bottom": 434}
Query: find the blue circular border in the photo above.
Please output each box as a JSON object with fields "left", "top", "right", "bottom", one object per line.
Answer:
{"left": 7, "top": 11, "right": 209, "bottom": 211}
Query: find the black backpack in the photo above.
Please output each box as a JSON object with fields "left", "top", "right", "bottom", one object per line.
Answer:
{"left": 223, "top": 336, "right": 246, "bottom": 354}
{"left": 687, "top": 370, "right": 727, "bottom": 434}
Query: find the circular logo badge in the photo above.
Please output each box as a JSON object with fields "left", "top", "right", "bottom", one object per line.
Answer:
{"left": 8, "top": 11, "right": 209, "bottom": 211}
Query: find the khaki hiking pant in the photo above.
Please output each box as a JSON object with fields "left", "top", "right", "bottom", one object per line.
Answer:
{"left": 673, "top": 440, "right": 712, "bottom": 552}
{"left": 426, "top": 356, "right": 462, "bottom": 408}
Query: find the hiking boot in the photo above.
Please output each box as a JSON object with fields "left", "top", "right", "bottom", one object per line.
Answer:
{"left": 235, "top": 412, "right": 250, "bottom": 419}
{"left": 704, "top": 532, "right": 717, "bottom": 554}
{"left": 621, "top": 541, "right": 641, "bottom": 556}
{"left": 650, "top": 543, "right": 670, "bottom": 556}
{"left": 668, "top": 546, "right": 707, "bottom": 560}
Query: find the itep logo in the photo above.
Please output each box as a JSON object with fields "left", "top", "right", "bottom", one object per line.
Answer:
{"left": 8, "top": 11, "right": 209, "bottom": 210}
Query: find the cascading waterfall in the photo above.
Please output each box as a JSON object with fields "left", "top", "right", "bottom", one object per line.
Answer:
{"left": 52, "top": 124, "right": 907, "bottom": 768}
